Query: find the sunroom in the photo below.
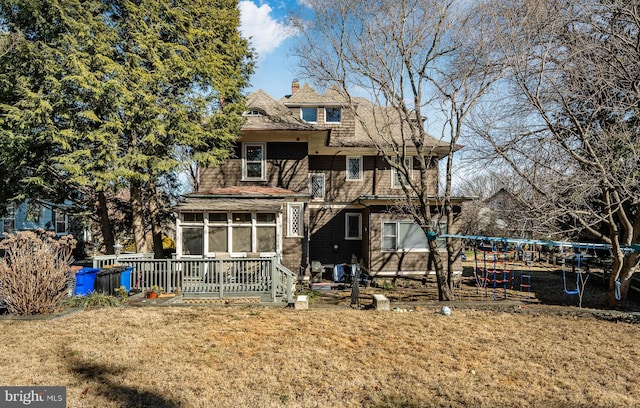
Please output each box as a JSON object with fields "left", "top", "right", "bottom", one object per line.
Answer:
{"left": 175, "top": 187, "right": 309, "bottom": 268}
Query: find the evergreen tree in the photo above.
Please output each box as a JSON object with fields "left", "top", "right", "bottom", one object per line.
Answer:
{"left": 0, "top": 0, "right": 253, "bottom": 255}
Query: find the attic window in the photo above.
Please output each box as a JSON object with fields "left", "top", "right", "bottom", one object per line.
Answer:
{"left": 325, "top": 107, "right": 341, "bottom": 123}
{"left": 301, "top": 107, "right": 317, "bottom": 122}
{"left": 243, "top": 109, "right": 266, "bottom": 117}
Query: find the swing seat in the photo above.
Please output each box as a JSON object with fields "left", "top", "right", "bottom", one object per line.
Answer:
{"left": 564, "top": 288, "right": 579, "bottom": 296}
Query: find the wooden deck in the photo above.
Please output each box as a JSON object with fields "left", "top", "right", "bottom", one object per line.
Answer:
{"left": 92, "top": 255, "right": 296, "bottom": 303}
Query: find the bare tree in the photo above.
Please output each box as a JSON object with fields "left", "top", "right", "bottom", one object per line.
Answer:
{"left": 472, "top": 0, "right": 640, "bottom": 307}
{"left": 292, "top": 0, "right": 502, "bottom": 300}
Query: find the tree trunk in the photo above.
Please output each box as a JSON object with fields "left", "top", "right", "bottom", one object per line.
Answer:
{"left": 97, "top": 189, "right": 115, "bottom": 254}
{"left": 148, "top": 184, "right": 165, "bottom": 259}
{"left": 130, "top": 179, "right": 149, "bottom": 253}
{"left": 430, "top": 240, "right": 453, "bottom": 301}
{"left": 606, "top": 253, "right": 638, "bottom": 308}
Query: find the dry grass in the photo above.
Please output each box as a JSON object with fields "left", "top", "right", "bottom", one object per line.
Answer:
{"left": 1, "top": 305, "right": 639, "bottom": 407}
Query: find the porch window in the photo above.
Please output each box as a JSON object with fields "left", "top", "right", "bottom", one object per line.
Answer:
{"left": 301, "top": 107, "right": 317, "bottom": 122}
{"left": 391, "top": 157, "right": 412, "bottom": 188}
{"left": 243, "top": 142, "right": 266, "bottom": 180}
{"left": 287, "top": 203, "right": 304, "bottom": 237}
{"left": 206, "top": 212, "right": 276, "bottom": 254}
{"left": 325, "top": 107, "right": 341, "bottom": 123}
{"left": 345, "top": 213, "right": 362, "bottom": 240}
{"left": 309, "top": 173, "right": 325, "bottom": 199}
{"left": 256, "top": 213, "right": 276, "bottom": 252}
{"left": 346, "top": 156, "right": 362, "bottom": 181}
{"left": 182, "top": 212, "right": 204, "bottom": 222}
{"left": 208, "top": 213, "right": 228, "bottom": 253}
{"left": 382, "top": 221, "right": 428, "bottom": 251}
{"left": 182, "top": 227, "right": 204, "bottom": 256}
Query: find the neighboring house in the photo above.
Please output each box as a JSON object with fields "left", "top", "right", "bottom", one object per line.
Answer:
{"left": 474, "top": 188, "right": 526, "bottom": 238}
{"left": 0, "top": 200, "right": 70, "bottom": 237}
{"left": 175, "top": 81, "right": 465, "bottom": 277}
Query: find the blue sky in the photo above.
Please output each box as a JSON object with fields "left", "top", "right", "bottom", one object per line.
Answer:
{"left": 238, "top": 0, "right": 310, "bottom": 99}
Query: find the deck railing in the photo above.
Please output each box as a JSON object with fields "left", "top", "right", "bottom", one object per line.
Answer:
{"left": 92, "top": 256, "right": 297, "bottom": 303}
{"left": 93, "top": 253, "right": 154, "bottom": 268}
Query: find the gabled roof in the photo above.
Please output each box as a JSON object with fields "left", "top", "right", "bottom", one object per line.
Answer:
{"left": 246, "top": 83, "right": 455, "bottom": 156}
{"left": 242, "top": 89, "right": 318, "bottom": 131}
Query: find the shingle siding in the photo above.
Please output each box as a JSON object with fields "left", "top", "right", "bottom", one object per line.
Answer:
{"left": 199, "top": 142, "right": 309, "bottom": 193}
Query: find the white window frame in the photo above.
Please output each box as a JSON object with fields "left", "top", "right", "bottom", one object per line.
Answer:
{"left": 254, "top": 213, "right": 278, "bottom": 256}
{"left": 346, "top": 156, "right": 363, "bottom": 181}
{"left": 391, "top": 156, "right": 413, "bottom": 189}
{"left": 242, "top": 142, "right": 266, "bottom": 181}
{"left": 309, "top": 173, "right": 325, "bottom": 200}
{"left": 207, "top": 212, "right": 230, "bottom": 255}
{"left": 1, "top": 204, "right": 16, "bottom": 236}
{"left": 52, "top": 209, "right": 68, "bottom": 234}
{"left": 381, "top": 220, "right": 429, "bottom": 252}
{"left": 345, "top": 213, "right": 362, "bottom": 240}
{"left": 230, "top": 212, "right": 252, "bottom": 257}
{"left": 287, "top": 203, "right": 304, "bottom": 237}
{"left": 301, "top": 107, "right": 318, "bottom": 123}
{"left": 180, "top": 211, "right": 279, "bottom": 258}
{"left": 243, "top": 108, "right": 266, "bottom": 117}
{"left": 178, "top": 212, "right": 205, "bottom": 257}
{"left": 324, "top": 107, "right": 341, "bottom": 124}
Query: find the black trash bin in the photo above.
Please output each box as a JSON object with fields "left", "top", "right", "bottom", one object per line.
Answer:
{"left": 95, "top": 267, "right": 127, "bottom": 296}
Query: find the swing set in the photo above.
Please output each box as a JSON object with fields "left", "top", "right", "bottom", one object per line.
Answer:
{"left": 445, "top": 234, "right": 623, "bottom": 301}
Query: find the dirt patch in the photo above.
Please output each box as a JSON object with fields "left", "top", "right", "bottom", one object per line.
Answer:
{"left": 305, "top": 260, "right": 640, "bottom": 314}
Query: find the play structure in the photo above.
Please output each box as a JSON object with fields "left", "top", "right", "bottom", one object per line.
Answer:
{"left": 443, "top": 234, "right": 622, "bottom": 301}
{"left": 472, "top": 241, "right": 532, "bottom": 300}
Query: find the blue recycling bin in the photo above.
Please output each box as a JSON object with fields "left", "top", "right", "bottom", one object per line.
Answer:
{"left": 74, "top": 267, "right": 100, "bottom": 296}
{"left": 120, "top": 266, "right": 133, "bottom": 292}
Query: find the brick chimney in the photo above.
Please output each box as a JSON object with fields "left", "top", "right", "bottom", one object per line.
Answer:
{"left": 291, "top": 79, "right": 300, "bottom": 94}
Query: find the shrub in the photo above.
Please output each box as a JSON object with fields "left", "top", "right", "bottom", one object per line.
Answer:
{"left": 0, "top": 230, "right": 77, "bottom": 315}
{"left": 61, "top": 292, "right": 123, "bottom": 309}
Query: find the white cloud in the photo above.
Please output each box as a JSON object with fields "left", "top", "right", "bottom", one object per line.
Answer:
{"left": 239, "top": 1, "right": 296, "bottom": 58}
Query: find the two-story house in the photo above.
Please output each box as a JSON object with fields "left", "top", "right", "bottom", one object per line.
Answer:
{"left": 175, "top": 81, "right": 463, "bottom": 278}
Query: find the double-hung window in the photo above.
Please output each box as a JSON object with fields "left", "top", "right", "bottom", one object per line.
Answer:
{"left": 52, "top": 209, "right": 68, "bottom": 234}
{"left": 243, "top": 142, "right": 266, "bottom": 180}
{"left": 309, "top": 174, "right": 325, "bottom": 200}
{"left": 382, "top": 221, "right": 428, "bottom": 251}
{"left": 346, "top": 156, "right": 363, "bottom": 181}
